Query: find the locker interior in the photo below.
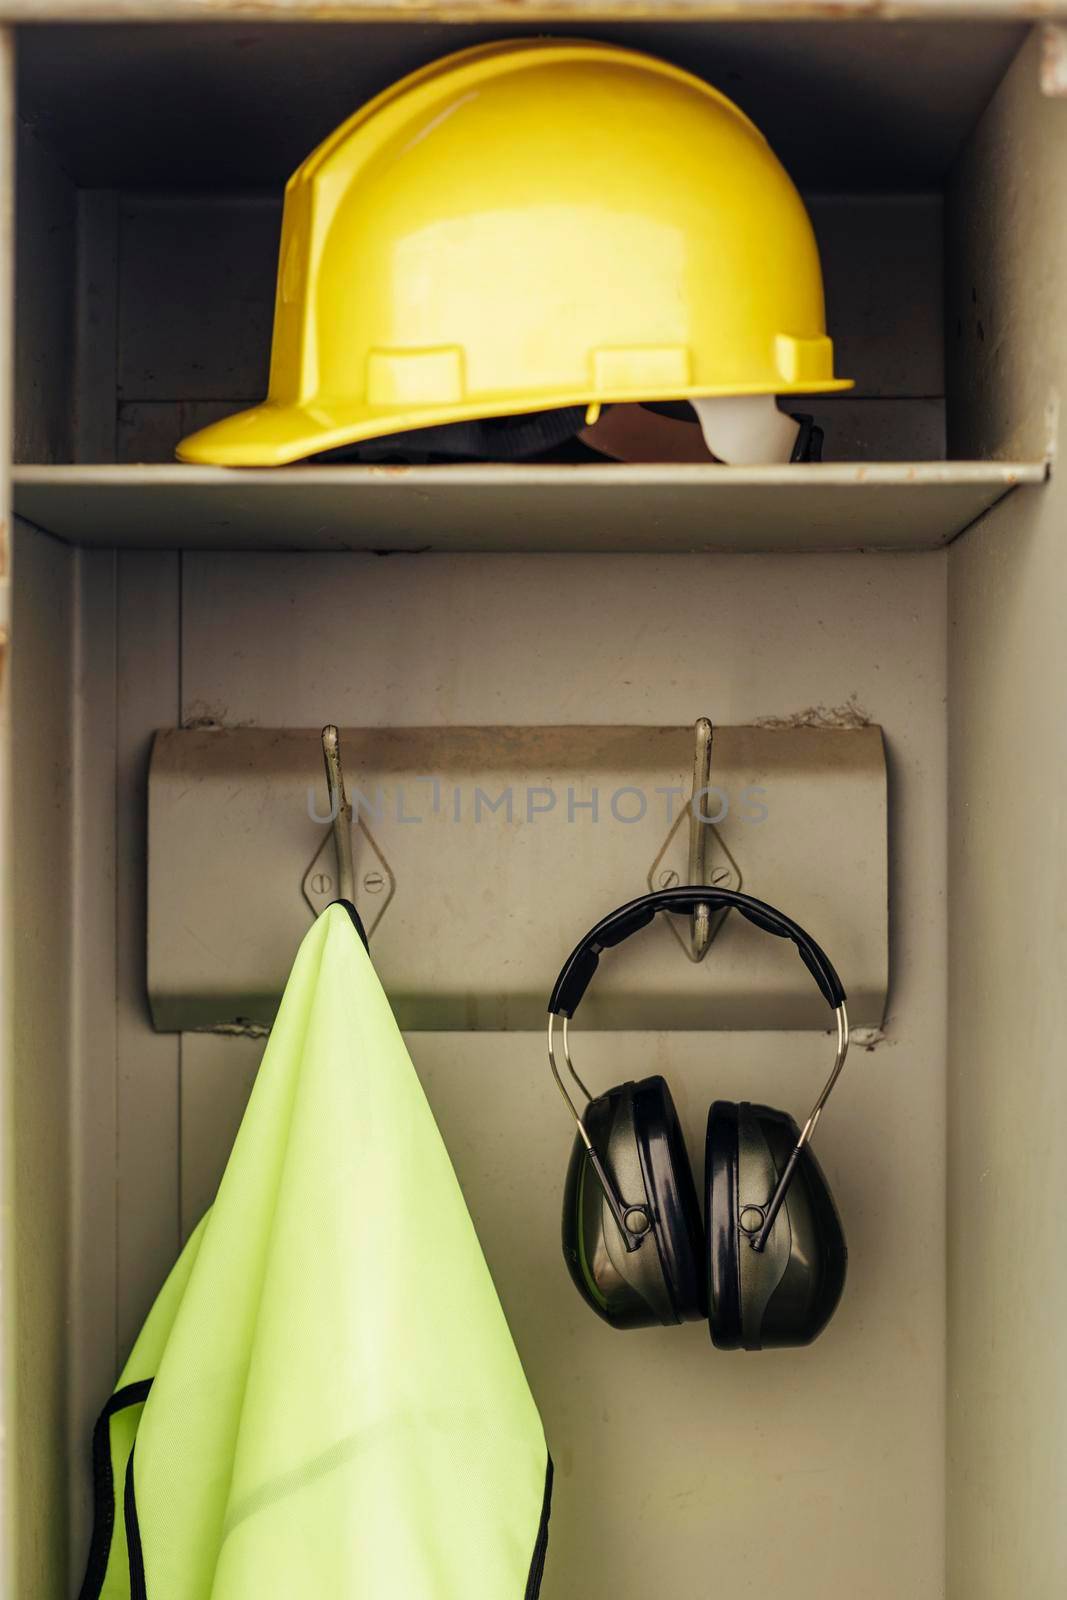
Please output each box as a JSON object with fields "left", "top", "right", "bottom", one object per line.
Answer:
{"left": 3, "top": 14, "right": 1066, "bottom": 1600}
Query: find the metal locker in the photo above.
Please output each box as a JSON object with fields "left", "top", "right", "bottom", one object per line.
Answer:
{"left": 0, "top": 10, "right": 1065, "bottom": 1600}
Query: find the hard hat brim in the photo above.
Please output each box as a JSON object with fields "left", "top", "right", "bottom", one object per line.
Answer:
{"left": 176, "top": 382, "right": 853, "bottom": 468}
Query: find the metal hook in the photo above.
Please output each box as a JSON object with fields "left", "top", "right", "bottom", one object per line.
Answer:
{"left": 687, "top": 717, "right": 715, "bottom": 962}
{"left": 321, "top": 724, "right": 355, "bottom": 905}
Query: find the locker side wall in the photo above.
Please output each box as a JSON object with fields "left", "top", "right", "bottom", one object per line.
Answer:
{"left": 0, "top": 27, "right": 14, "bottom": 1600}
{"left": 946, "top": 27, "right": 1067, "bottom": 1599}
{"left": 7, "top": 519, "right": 75, "bottom": 1600}
{"left": 4, "top": 59, "right": 116, "bottom": 1591}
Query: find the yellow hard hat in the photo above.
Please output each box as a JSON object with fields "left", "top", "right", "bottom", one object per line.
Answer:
{"left": 177, "top": 39, "right": 850, "bottom": 467}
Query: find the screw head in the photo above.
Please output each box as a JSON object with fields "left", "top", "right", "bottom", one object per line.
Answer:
{"left": 658, "top": 868, "right": 680, "bottom": 889}
{"left": 310, "top": 871, "right": 333, "bottom": 895}
{"left": 710, "top": 866, "right": 731, "bottom": 887}
{"left": 624, "top": 1206, "right": 652, "bottom": 1237}
{"left": 363, "top": 871, "right": 385, "bottom": 894}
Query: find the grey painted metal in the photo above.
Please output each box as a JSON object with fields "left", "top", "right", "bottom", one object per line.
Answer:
{"left": 8, "top": 6, "right": 1059, "bottom": 1595}
{"left": 13, "top": 124, "right": 75, "bottom": 465}
{"left": 157, "top": 543, "right": 949, "bottom": 1596}
{"left": 14, "top": 22, "right": 1026, "bottom": 191}
{"left": 946, "top": 29, "right": 1067, "bottom": 1598}
{"left": 11, "top": 460, "right": 1047, "bottom": 552}
{"left": 73, "top": 191, "right": 118, "bottom": 464}
{"left": 112, "top": 555, "right": 183, "bottom": 1376}
{"left": 147, "top": 723, "right": 888, "bottom": 1033}
{"left": 1, "top": 3, "right": 1053, "bottom": 28}
{"left": 0, "top": 32, "right": 15, "bottom": 1600}
{"left": 65, "top": 548, "right": 121, "bottom": 1578}
{"left": 7, "top": 520, "right": 77, "bottom": 1600}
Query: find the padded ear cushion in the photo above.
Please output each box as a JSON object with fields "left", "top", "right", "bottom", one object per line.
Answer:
{"left": 632, "top": 1077, "right": 706, "bottom": 1321}
{"left": 563, "top": 1082, "right": 678, "bottom": 1327}
{"left": 705, "top": 1101, "right": 743, "bottom": 1349}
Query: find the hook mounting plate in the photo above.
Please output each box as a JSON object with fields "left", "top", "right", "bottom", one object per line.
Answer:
{"left": 147, "top": 722, "right": 886, "bottom": 1033}
{"left": 301, "top": 819, "right": 396, "bottom": 934}
{"left": 646, "top": 811, "right": 742, "bottom": 958}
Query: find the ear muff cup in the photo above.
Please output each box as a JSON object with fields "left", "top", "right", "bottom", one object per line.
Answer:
{"left": 706, "top": 1101, "right": 849, "bottom": 1350}
{"left": 631, "top": 1077, "right": 706, "bottom": 1322}
{"left": 745, "top": 1105, "right": 848, "bottom": 1349}
{"left": 561, "top": 1076, "right": 704, "bottom": 1327}
{"left": 705, "top": 1101, "right": 743, "bottom": 1349}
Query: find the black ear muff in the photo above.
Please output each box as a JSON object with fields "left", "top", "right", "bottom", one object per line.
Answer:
{"left": 706, "top": 1101, "right": 743, "bottom": 1349}
{"left": 632, "top": 1077, "right": 705, "bottom": 1322}
{"left": 550, "top": 887, "right": 851, "bottom": 1349}
{"left": 745, "top": 1105, "right": 847, "bottom": 1348}
{"left": 708, "top": 1102, "right": 848, "bottom": 1351}
{"left": 562, "top": 1077, "right": 703, "bottom": 1328}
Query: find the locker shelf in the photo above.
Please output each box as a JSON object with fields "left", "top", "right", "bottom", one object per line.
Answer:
{"left": 11, "top": 461, "right": 1046, "bottom": 554}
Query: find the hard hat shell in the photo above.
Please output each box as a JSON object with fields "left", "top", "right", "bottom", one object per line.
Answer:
{"left": 177, "top": 40, "right": 851, "bottom": 467}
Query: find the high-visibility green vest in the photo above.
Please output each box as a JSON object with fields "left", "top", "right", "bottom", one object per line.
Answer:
{"left": 79, "top": 903, "right": 551, "bottom": 1599}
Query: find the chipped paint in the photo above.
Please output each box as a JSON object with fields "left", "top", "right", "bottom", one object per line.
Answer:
{"left": 1040, "top": 23, "right": 1067, "bottom": 93}
{"left": 192, "top": 1019, "right": 271, "bottom": 1038}
{"left": 849, "top": 1025, "right": 889, "bottom": 1049}
{"left": 755, "top": 695, "right": 872, "bottom": 731}
{"left": 0, "top": 0, "right": 1065, "bottom": 19}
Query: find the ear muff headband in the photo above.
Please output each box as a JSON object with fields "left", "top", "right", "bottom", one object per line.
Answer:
{"left": 547, "top": 887, "right": 850, "bottom": 1256}
{"left": 549, "top": 886, "right": 845, "bottom": 1018}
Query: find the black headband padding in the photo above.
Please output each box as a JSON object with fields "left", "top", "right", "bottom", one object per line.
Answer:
{"left": 548, "top": 887, "right": 846, "bottom": 1017}
{"left": 311, "top": 406, "right": 588, "bottom": 464}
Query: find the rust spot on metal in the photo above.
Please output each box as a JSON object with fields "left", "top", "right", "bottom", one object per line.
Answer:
{"left": 850, "top": 1026, "right": 889, "bottom": 1051}
{"left": 193, "top": 1019, "right": 271, "bottom": 1039}
{"left": 1040, "top": 23, "right": 1067, "bottom": 96}
{"left": 755, "top": 696, "right": 872, "bottom": 731}
{"left": 1, "top": 0, "right": 1062, "bottom": 22}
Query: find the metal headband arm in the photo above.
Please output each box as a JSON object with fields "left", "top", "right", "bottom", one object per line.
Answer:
{"left": 547, "top": 1014, "right": 650, "bottom": 1250}
{"left": 750, "top": 1000, "right": 849, "bottom": 1252}
{"left": 546, "top": 887, "right": 851, "bottom": 1256}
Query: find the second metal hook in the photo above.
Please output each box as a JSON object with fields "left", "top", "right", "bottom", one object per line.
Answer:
{"left": 321, "top": 724, "right": 356, "bottom": 905}
{"left": 687, "top": 717, "right": 715, "bottom": 962}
